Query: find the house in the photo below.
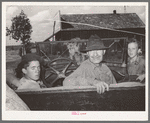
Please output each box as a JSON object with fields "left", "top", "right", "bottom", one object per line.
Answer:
{"left": 45, "top": 11, "right": 144, "bottom": 38}
{"left": 44, "top": 10, "right": 145, "bottom": 51}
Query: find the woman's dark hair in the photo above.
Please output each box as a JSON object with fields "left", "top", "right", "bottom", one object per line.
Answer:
{"left": 15, "top": 60, "right": 39, "bottom": 79}
{"left": 15, "top": 53, "right": 43, "bottom": 79}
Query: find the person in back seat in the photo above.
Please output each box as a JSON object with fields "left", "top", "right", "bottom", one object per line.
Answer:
{"left": 127, "top": 38, "right": 145, "bottom": 82}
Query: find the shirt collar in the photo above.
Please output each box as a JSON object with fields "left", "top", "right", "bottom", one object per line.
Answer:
{"left": 87, "top": 59, "right": 102, "bottom": 69}
{"left": 23, "top": 77, "right": 40, "bottom": 83}
{"left": 128, "top": 55, "right": 140, "bottom": 65}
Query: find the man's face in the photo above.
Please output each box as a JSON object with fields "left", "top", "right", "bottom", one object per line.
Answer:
{"left": 23, "top": 61, "right": 41, "bottom": 81}
{"left": 128, "top": 42, "right": 138, "bottom": 58}
{"left": 87, "top": 50, "right": 105, "bottom": 64}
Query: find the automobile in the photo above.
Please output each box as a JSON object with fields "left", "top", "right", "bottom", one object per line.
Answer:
{"left": 8, "top": 37, "right": 146, "bottom": 111}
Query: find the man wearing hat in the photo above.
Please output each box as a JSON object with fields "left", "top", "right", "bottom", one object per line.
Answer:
{"left": 63, "top": 35, "right": 117, "bottom": 94}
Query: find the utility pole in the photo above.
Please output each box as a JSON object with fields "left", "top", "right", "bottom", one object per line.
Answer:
{"left": 124, "top": 6, "right": 126, "bottom": 13}
{"left": 53, "top": 21, "right": 56, "bottom": 41}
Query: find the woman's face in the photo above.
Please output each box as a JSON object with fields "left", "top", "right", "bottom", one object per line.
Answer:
{"left": 23, "top": 61, "right": 40, "bottom": 81}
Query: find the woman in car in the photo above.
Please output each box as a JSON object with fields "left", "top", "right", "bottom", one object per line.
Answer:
{"left": 6, "top": 53, "right": 46, "bottom": 90}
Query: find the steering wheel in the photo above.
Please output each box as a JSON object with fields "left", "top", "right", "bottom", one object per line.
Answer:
{"left": 41, "top": 58, "right": 78, "bottom": 87}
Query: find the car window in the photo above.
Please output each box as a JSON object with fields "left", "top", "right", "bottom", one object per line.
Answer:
{"left": 103, "top": 39, "right": 125, "bottom": 64}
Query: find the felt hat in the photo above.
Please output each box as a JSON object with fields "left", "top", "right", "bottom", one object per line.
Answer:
{"left": 80, "top": 35, "right": 109, "bottom": 53}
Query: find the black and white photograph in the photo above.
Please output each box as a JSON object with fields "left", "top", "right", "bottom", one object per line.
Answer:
{"left": 2, "top": 2, "right": 148, "bottom": 121}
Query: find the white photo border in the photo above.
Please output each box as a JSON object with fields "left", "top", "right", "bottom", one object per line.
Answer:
{"left": 2, "top": 2, "right": 149, "bottom": 121}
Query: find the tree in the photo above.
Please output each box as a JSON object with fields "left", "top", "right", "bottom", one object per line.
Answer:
{"left": 6, "top": 10, "right": 33, "bottom": 55}
{"left": 6, "top": 27, "right": 11, "bottom": 36}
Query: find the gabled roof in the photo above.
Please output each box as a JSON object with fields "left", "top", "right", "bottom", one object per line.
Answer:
{"left": 61, "top": 13, "right": 145, "bottom": 30}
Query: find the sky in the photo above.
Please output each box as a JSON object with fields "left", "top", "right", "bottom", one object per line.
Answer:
{"left": 5, "top": 2, "right": 147, "bottom": 45}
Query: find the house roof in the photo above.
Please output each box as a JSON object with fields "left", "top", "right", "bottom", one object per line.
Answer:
{"left": 60, "top": 13, "right": 145, "bottom": 30}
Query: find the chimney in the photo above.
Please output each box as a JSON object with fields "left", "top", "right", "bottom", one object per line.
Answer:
{"left": 113, "top": 10, "right": 116, "bottom": 14}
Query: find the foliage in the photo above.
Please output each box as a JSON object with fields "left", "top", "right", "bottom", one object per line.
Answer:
{"left": 6, "top": 10, "right": 33, "bottom": 45}
{"left": 6, "top": 27, "right": 11, "bottom": 36}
